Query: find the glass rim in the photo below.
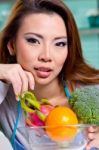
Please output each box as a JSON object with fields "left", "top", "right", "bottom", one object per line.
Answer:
{"left": 19, "top": 124, "right": 97, "bottom": 129}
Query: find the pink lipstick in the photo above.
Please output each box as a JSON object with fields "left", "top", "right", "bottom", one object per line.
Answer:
{"left": 35, "top": 67, "right": 52, "bottom": 78}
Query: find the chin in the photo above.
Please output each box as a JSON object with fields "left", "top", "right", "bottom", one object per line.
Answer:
{"left": 35, "top": 78, "right": 52, "bottom": 86}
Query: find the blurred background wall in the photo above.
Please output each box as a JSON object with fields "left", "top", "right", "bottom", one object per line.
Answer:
{"left": 0, "top": 0, "right": 99, "bottom": 69}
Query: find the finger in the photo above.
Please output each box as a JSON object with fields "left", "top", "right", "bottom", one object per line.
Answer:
{"left": 18, "top": 67, "right": 29, "bottom": 93}
{"left": 87, "top": 126, "right": 98, "bottom": 132}
{"left": 93, "top": 126, "right": 99, "bottom": 132}
{"left": 25, "top": 71, "right": 35, "bottom": 90}
{"left": 86, "top": 139, "right": 99, "bottom": 150}
{"left": 11, "top": 73, "right": 22, "bottom": 96}
{"left": 87, "top": 133, "right": 95, "bottom": 140}
{"left": 3, "top": 64, "right": 23, "bottom": 96}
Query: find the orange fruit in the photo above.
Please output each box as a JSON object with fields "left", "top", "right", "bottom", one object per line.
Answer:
{"left": 45, "top": 106, "right": 78, "bottom": 142}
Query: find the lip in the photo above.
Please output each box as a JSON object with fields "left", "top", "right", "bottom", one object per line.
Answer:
{"left": 34, "top": 67, "right": 52, "bottom": 78}
{"left": 35, "top": 67, "right": 52, "bottom": 72}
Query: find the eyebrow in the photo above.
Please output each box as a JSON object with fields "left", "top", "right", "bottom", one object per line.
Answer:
{"left": 24, "top": 32, "right": 67, "bottom": 40}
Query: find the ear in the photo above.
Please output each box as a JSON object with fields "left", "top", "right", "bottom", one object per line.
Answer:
{"left": 7, "top": 40, "right": 15, "bottom": 55}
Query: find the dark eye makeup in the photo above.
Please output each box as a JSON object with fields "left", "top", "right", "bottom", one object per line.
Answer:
{"left": 55, "top": 41, "right": 67, "bottom": 47}
{"left": 26, "top": 37, "right": 40, "bottom": 44}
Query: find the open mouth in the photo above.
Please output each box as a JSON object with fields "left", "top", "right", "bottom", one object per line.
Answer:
{"left": 34, "top": 67, "right": 52, "bottom": 78}
{"left": 35, "top": 67, "right": 52, "bottom": 72}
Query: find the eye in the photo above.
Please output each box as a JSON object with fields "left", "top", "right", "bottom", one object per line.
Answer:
{"left": 26, "top": 38, "right": 40, "bottom": 44}
{"left": 55, "top": 41, "right": 67, "bottom": 47}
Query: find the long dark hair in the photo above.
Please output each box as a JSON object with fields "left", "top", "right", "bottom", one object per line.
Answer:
{"left": 0, "top": 0, "right": 99, "bottom": 85}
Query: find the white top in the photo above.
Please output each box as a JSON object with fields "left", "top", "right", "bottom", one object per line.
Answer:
{"left": 0, "top": 131, "right": 13, "bottom": 150}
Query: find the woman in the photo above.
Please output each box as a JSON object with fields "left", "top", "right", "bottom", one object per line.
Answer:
{"left": 0, "top": 0, "right": 99, "bottom": 150}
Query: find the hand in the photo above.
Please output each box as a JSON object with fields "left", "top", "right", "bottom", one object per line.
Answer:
{"left": 0, "top": 64, "right": 35, "bottom": 97}
{"left": 86, "top": 126, "right": 99, "bottom": 150}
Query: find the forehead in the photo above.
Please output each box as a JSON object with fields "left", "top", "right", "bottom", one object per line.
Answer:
{"left": 17, "top": 13, "right": 67, "bottom": 36}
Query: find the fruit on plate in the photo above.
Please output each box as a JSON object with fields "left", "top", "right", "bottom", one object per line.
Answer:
{"left": 45, "top": 106, "right": 78, "bottom": 142}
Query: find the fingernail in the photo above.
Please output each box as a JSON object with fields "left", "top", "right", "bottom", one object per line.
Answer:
{"left": 16, "top": 95, "right": 19, "bottom": 101}
{"left": 86, "top": 145, "right": 90, "bottom": 150}
{"left": 31, "top": 84, "right": 34, "bottom": 90}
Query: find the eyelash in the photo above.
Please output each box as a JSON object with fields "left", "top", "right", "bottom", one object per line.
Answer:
{"left": 26, "top": 38, "right": 40, "bottom": 44}
{"left": 26, "top": 38, "right": 67, "bottom": 47}
{"left": 55, "top": 42, "right": 67, "bottom": 47}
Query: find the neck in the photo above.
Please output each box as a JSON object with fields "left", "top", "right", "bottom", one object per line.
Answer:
{"left": 34, "top": 79, "right": 64, "bottom": 103}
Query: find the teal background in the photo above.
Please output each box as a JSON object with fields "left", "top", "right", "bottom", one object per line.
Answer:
{"left": 64, "top": 0, "right": 99, "bottom": 69}
{"left": 0, "top": 0, "right": 99, "bottom": 69}
{"left": 0, "top": 2, "right": 12, "bottom": 29}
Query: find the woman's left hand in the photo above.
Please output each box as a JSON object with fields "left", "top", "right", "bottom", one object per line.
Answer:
{"left": 86, "top": 126, "right": 99, "bottom": 150}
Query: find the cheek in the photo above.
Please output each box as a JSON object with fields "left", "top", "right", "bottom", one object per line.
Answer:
{"left": 17, "top": 49, "right": 35, "bottom": 71}
{"left": 16, "top": 42, "right": 35, "bottom": 63}
{"left": 15, "top": 37, "right": 28, "bottom": 59}
{"left": 56, "top": 50, "right": 68, "bottom": 68}
{"left": 17, "top": 50, "right": 33, "bottom": 65}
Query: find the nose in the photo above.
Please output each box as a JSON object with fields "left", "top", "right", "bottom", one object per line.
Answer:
{"left": 38, "top": 45, "right": 52, "bottom": 62}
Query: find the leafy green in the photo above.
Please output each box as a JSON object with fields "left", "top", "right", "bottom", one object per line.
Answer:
{"left": 69, "top": 86, "right": 99, "bottom": 125}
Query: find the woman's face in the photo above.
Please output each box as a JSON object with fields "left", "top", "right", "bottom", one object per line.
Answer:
{"left": 14, "top": 13, "right": 68, "bottom": 85}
